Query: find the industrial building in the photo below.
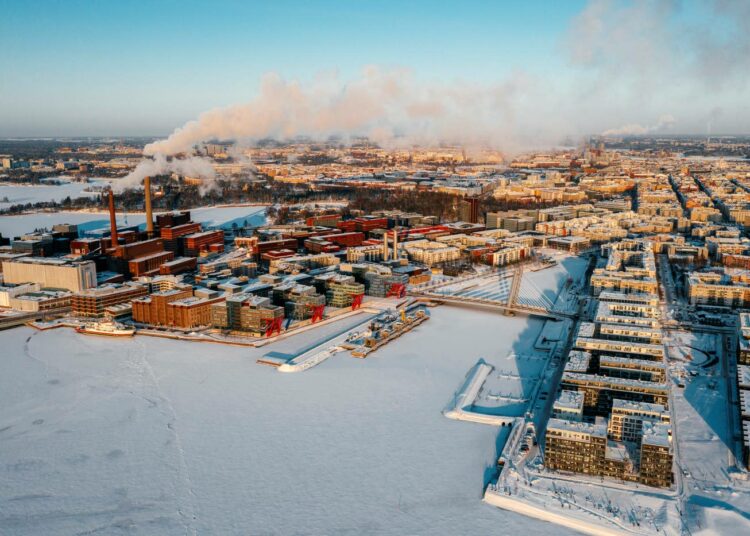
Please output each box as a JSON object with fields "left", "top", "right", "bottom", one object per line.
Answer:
{"left": 1, "top": 257, "right": 97, "bottom": 292}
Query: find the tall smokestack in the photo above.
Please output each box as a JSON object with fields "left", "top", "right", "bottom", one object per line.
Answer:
{"left": 108, "top": 190, "right": 118, "bottom": 247}
{"left": 383, "top": 231, "right": 389, "bottom": 261}
{"left": 144, "top": 176, "right": 154, "bottom": 237}
{"left": 393, "top": 229, "right": 398, "bottom": 259}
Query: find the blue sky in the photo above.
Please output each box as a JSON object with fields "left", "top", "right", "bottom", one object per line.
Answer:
{"left": 1, "top": 0, "right": 747, "bottom": 138}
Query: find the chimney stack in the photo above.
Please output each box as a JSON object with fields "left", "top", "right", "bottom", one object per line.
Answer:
{"left": 392, "top": 229, "right": 398, "bottom": 259}
{"left": 383, "top": 231, "right": 389, "bottom": 261}
{"left": 144, "top": 176, "right": 154, "bottom": 237}
{"left": 108, "top": 190, "right": 118, "bottom": 247}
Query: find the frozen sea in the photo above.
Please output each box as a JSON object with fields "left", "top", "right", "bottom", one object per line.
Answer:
{"left": 0, "top": 305, "right": 579, "bottom": 535}
{"left": 0, "top": 179, "right": 106, "bottom": 211}
{"left": 0, "top": 205, "right": 267, "bottom": 238}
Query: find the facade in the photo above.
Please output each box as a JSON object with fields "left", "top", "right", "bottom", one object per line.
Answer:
{"left": 688, "top": 272, "right": 750, "bottom": 307}
{"left": 183, "top": 230, "right": 225, "bottom": 256}
{"left": 740, "top": 313, "right": 750, "bottom": 365}
{"left": 326, "top": 276, "right": 366, "bottom": 307}
{"left": 164, "top": 296, "right": 225, "bottom": 328}
{"left": 638, "top": 422, "right": 674, "bottom": 487}
{"left": 544, "top": 418, "right": 614, "bottom": 476}
{"left": 215, "top": 294, "right": 284, "bottom": 334}
{"left": 2, "top": 257, "right": 97, "bottom": 292}
{"left": 402, "top": 239, "right": 462, "bottom": 266}
{"left": 131, "top": 287, "right": 192, "bottom": 326}
{"left": 72, "top": 283, "right": 148, "bottom": 317}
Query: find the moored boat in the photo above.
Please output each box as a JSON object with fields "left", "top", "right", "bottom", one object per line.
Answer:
{"left": 76, "top": 320, "right": 135, "bottom": 337}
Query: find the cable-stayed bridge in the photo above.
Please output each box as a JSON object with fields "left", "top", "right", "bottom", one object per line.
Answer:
{"left": 411, "top": 264, "right": 578, "bottom": 320}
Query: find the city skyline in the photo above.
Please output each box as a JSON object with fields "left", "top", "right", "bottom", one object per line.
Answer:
{"left": 2, "top": 0, "right": 750, "bottom": 140}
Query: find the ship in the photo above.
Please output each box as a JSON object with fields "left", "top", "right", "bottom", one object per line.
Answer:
{"left": 76, "top": 320, "right": 135, "bottom": 337}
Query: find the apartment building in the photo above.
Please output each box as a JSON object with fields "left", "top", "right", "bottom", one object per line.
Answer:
{"left": 607, "top": 400, "right": 670, "bottom": 442}
{"left": 687, "top": 272, "right": 750, "bottom": 307}
{"left": 552, "top": 390, "right": 585, "bottom": 422}
{"left": 213, "top": 294, "right": 284, "bottom": 334}
{"left": 325, "top": 275, "right": 366, "bottom": 307}
{"left": 638, "top": 422, "right": 674, "bottom": 487}
{"left": 402, "top": 239, "right": 462, "bottom": 266}
{"left": 739, "top": 313, "right": 750, "bottom": 365}
{"left": 544, "top": 418, "right": 627, "bottom": 478}
{"left": 131, "top": 287, "right": 192, "bottom": 326}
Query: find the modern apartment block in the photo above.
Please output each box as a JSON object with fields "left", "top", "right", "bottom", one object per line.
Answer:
{"left": 607, "top": 400, "right": 670, "bottom": 442}
{"left": 738, "top": 313, "right": 750, "bottom": 366}
{"left": 591, "top": 240, "right": 658, "bottom": 296}
{"left": 738, "top": 364, "right": 750, "bottom": 469}
{"left": 212, "top": 294, "right": 284, "bottom": 334}
{"left": 552, "top": 390, "right": 585, "bottom": 421}
{"left": 545, "top": 238, "right": 673, "bottom": 487}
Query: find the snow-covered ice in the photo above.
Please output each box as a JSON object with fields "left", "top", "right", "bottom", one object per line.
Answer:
{"left": 0, "top": 179, "right": 107, "bottom": 210}
{"left": 0, "top": 307, "right": 576, "bottom": 535}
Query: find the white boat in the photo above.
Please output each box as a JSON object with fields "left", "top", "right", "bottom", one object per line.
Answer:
{"left": 76, "top": 320, "right": 135, "bottom": 337}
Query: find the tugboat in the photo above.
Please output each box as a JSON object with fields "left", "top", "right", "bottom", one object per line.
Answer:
{"left": 76, "top": 320, "right": 135, "bottom": 337}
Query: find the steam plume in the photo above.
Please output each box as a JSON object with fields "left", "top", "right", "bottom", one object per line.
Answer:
{"left": 113, "top": 153, "right": 216, "bottom": 192}
{"left": 145, "top": 67, "right": 555, "bottom": 156}
{"left": 601, "top": 115, "right": 676, "bottom": 137}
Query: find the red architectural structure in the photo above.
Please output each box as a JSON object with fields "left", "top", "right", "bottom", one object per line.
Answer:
{"left": 310, "top": 304, "right": 325, "bottom": 323}
{"left": 386, "top": 283, "right": 406, "bottom": 298}
{"left": 264, "top": 316, "right": 284, "bottom": 337}
{"left": 351, "top": 293, "right": 364, "bottom": 310}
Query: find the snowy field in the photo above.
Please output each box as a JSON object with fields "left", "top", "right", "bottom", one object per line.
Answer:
{"left": 0, "top": 179, "right": 107, "bottom": 210}
{"left": 0, "top": 205, "right": 267, "bottom": 238}
{"left": 0, "top": 307, "right": 577, "bottom": 535}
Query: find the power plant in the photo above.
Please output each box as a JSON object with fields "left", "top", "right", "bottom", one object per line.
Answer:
{"left": 85, "top": 177, "right": 221, "bottom": 281}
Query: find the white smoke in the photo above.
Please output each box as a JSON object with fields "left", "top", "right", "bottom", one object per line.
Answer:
{"left": 601, "top": 114, "right": 676, "bottom": 137}
{"left": 113, "top": 153, "right": 216, "bottom": 192}
{"left": 144, "top": 67, "right": 559, "bottom": 157}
